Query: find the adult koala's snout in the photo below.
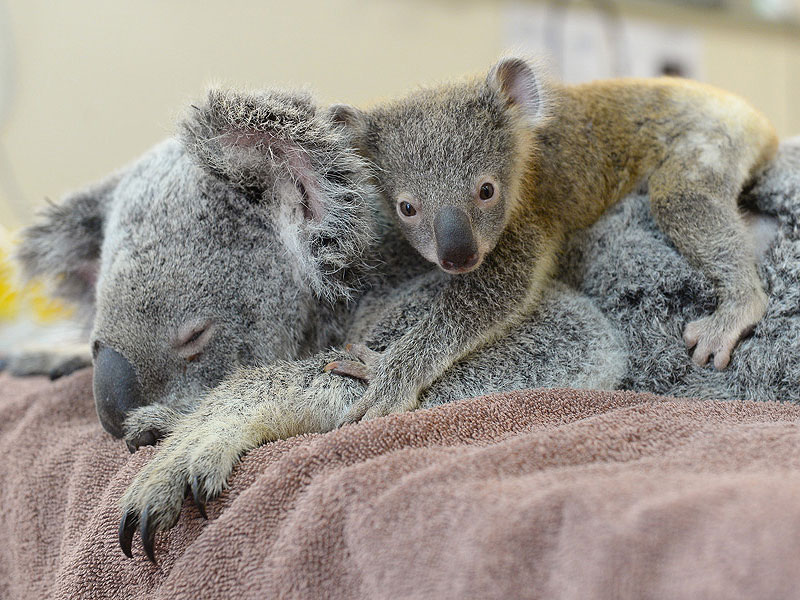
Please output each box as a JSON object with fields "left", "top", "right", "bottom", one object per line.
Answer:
{"left": 92, "top": 344, "right": 144, "bottom": 439}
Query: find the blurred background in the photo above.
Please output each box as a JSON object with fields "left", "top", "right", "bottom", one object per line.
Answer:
{"left": 1, "top": 0, "right": 799, "bottom": 228}
{"left": 0, "top": 0, "right": 797, "bottom": 340}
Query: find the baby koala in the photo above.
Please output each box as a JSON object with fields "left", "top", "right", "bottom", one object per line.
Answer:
{"left": 328, "top": 56, "right": 777, "bottom": 421}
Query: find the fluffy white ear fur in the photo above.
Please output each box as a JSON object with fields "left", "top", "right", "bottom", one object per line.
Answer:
{"left": 488, "top": 57, "right": 546, "bottom": 123}
{"left": 183, "top": 89, "right": 330, "bottom": 223}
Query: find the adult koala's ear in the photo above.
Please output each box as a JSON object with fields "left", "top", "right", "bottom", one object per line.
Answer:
{"left": 16, "top": 173, "right": 117, "bottom": 312}
{"left": 487, "top": 56, "right": 549, "bottom": 124}
{"left": 182, "top": 88, "right": 377, "bottom": 301}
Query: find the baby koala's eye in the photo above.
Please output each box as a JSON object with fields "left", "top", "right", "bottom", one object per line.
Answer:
{"left": 399, "top": 201, "right": 417, "bottom": 217}
{"left": 475, "top": 178, "right": 500, "bottom": 209}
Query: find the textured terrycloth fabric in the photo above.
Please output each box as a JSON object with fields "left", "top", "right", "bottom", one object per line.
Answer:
{"left": 2, "top": 371, "right": 800, "bottom": 599}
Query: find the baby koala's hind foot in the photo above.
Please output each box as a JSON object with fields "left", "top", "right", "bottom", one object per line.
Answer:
{"left": 683, "top": 290, "right": 767, "bottom": 370}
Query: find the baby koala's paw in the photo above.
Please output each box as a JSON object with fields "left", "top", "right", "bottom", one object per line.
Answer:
{"left": 118, "top": 420, "right": 239, "bottom": 563}
{"left": 342, "top": 388, "right": 419, "bottom": 424}
{"left": 683, "top": 293, "right": 767, "bottom": 370}
{"left": 339, "top": 362, "right": 420, "bottom": 424}
{"left": 324, "top": 343, "right": 382, "bottom": 382}
{"left": 326, "top": 343, "right": 417, "bottom": 424}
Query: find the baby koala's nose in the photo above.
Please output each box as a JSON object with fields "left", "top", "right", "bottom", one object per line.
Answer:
{"left": 440, "top": 252, "right": 480, "bottom": 272}
{"left": 93, "top": 344, "right": 144, "bottom": 438}
{"left": 434, "top": 206, "right": 480, "bottom": 273}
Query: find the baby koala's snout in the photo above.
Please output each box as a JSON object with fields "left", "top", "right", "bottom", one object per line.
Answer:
{"left": 93, "top": 344, "right": 144, "bottom": 438}
{"left": 434, "top": 206, "right": 480, "bottom": 273}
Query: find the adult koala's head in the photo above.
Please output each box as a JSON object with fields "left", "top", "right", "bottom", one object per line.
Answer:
{"left": 17, "top": 89, "right": 375, "bottom": 445}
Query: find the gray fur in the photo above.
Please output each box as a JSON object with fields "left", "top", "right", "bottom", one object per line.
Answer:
{"left": 2, "top": 344, "right": 92, "bottom": 380}
{"left": 16, "top": 174, "right": 118, "bottom": 312}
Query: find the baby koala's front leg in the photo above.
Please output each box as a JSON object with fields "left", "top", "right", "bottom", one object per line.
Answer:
{"left": 339, "top": 292, "right": 518, "bottom": 423}
{"left": 338, "top": 228, "right": 556, "bottom": 423}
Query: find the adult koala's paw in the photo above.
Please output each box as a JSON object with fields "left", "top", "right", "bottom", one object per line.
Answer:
{"left": 118, "top": 415, "right": 242, "bottom": 563}
{"left": 1, "top": 346, "right": 91, "bottom": 379}
{"left": 118, "top": 356, "right": 366, "bottom": 562}
{"left": 123, "top": 404, "right": 186, "bottom": 453}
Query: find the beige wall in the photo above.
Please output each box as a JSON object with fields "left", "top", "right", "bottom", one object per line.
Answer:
{"left": 0, "top": 0, "right": 797, "bottom": 228}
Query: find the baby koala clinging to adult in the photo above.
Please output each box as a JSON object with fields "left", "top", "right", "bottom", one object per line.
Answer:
{"left": 327, "top": 56, "right": 777, "bottom": 421}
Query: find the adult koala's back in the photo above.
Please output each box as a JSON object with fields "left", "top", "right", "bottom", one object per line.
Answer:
{"left": 16, "top": 89, "right": 377, "bottom": 443}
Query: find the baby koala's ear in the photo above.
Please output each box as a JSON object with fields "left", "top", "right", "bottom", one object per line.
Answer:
{"left": 328, "top": 104, "right": 366, "bottom": 133}
{"left": 487, "top": 56, "right": 547, "bottom": 123}
{"left": 327, "top": 104, "right": 373, "bottom": 157}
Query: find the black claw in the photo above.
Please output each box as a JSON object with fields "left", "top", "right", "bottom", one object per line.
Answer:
{"left": 125, "top": 429, "right": 160, "bottom": 454}
{"left": 137, "top": 429, "right": 158, "bottom": 448}
{"left": 118, "top": 511, "right": 137, "bottom": 559}
{"left": 140, "top": 506, "right": 157, "bottom": 564}
{"left": 191, "top": 476, "right": 208, "bottom": 520}
{"left": 192, "top": 475, "right": 208, "bottom": 521}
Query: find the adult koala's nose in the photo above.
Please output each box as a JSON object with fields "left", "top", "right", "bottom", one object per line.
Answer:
{"left": 92, "top": 345, "right": 144, "bottom": 439}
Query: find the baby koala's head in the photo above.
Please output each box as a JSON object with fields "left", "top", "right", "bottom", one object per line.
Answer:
{"left": 331, "top": 57, "right": 550, "bottom": 274}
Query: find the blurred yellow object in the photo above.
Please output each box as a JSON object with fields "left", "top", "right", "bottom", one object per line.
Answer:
{"left": 0, "top": 248, "right": 19, "bottom": 321}
{"left": 0, "top": 227, "right": 72, "bottom": 324}
{"left": 27, "top": 280, "right": 73, "bottom": 322}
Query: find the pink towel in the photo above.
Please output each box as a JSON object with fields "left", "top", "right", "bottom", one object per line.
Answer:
{"left": 1, "top": 371, "right": 799, "bottom": 599}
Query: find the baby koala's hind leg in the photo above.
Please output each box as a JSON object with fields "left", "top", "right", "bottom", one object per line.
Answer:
{"left": 648, "top": 162, "right": 767, "bottom": 370}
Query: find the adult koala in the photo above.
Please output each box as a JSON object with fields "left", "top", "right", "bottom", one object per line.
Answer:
{"left": 115, "top": 126, "right": 800, "bottom": 562}
{"left": 16, "top": 89, "right": 380, "bottom": 444}
{"left": 15, "top": 89, "right": 624, "bottom": 462}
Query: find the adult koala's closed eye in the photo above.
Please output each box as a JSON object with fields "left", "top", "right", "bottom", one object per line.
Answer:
{"left": 16, "top": 89, "right": 376, "bottom": 447}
